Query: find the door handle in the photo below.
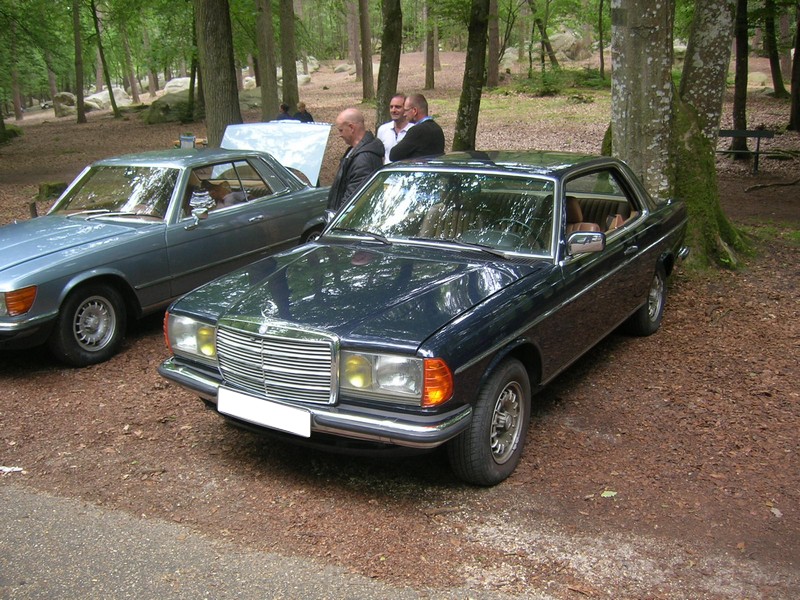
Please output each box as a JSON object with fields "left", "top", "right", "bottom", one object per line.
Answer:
{"left": 248, "top": 215, "right": 265, "bottom": 223}
{"left": 624, "top": 245, "right": 638, "bottom": 256}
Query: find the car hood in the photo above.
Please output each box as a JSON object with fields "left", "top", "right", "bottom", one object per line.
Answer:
{"left": 0, "top": 215, "right": 146, "bottom": 272}
{"left": 221, "top": 122, "right": 331, "bottom": 185}
{"left": 217, "top": 244, "right": 539, "bottom": 350}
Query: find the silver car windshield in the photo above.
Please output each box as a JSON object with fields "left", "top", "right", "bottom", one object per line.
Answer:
{"left": 332, "top": 170, "right": 556, "bottom": 255}
{"left": 53, "top": 166, "right": 179, "bottom": 220}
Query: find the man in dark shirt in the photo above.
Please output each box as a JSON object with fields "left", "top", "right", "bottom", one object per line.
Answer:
{"left": 388, "top": 93, "right": 445, "bottom": 161}
{"left": 327, "top": 108, "right": 385, "bottom": 211}
{"left": 275, "top": 103, "right": 294, "bottom": 120}
{"left": 293, "top": 102, "right": 314, "bottom": 123}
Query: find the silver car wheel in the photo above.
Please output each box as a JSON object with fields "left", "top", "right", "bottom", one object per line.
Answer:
{"left": 647, "top": 271, "right": 665, "bottom": 322}
{"left": 490, "top": 380, "right": 524, "bottom": 464}
{"left": 72, "top": 295, "right": 117, "bottom": 351}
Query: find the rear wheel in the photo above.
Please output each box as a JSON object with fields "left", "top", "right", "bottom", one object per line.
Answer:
{"left": 625, "top": 264, "right": 666, "bottom": 336}
{"left": 48, "top": 283, "right": 127, "bottom": 366}
{"left": 448, "top": 358, "right": 531, "bottom": 486}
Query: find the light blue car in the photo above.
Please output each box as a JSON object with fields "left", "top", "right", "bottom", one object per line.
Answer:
{"left": 0, "top": 123, "right": 331, "bottom": 366}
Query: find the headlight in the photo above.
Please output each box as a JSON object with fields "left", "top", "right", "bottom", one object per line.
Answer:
{"left": 0, "top": 286, "right": 38, "bottom": 317}
{"left": 165, "top": 313, "right": 217, "bottom": 364}
{"left": 340, "top": 351, "right": 453, "bottom": 407}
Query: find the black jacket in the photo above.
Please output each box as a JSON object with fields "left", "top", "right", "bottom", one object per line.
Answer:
{"left": 388, "top": 118, "right": 445, "bottom": 162}
{"left": 327, "top": 132, "right": 384, "bottom": 211}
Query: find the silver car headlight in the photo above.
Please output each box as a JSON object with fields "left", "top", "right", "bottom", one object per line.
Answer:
{"left": 166, "top": 313, "right": 217, "bottom": 365}
{"left": 340, "top": 351, "right": 423, "bottom": 404}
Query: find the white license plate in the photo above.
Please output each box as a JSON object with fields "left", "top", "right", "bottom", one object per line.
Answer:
{"left": 217, "top": 387, "right": 311, "bottom": 438}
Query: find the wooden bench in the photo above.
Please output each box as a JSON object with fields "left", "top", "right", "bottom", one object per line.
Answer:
{"left": 718, "top": 129, "right": 774, "bottom": 174}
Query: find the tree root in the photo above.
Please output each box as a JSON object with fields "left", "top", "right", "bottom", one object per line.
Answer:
{"left": 745, "top": 177, "right": 800, "bottom": 192}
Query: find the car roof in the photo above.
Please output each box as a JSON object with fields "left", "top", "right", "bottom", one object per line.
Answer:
{"left": 91, "top": 148, "right": 270, "bottom": 169}
{"left": 386, "top": 151, "right": 618, "bottom": 178}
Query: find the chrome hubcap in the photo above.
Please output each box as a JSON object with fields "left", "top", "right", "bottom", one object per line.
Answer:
{"left": 490, "top": 381, "right": 523, "bottom": 464}
{"left": 74, "top": 296, "right": 115, "bottom": 351}
{"left": 648, "top": 274, "right": 664, "bottom": 321}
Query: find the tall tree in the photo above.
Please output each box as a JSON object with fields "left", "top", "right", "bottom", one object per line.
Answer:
{"left": 452, "top": 0, "right": 490, "bottom": 151}
{"left": 73, "top": 0, "right": 87, "bottom": 124}
{"left": 255, "top": 0, "right": 279, "bottom": 120}
{"left": 358, "top": 0, "right": 374, "bottom": 100}
{"left": 790, "top": 6, "right": 800, "bottom": 130}
{"left": 376, "top": 0, "right": 402, "bottom": 126}
{"left": 279, "top": 0, "right": 299, "bottom": 111}
{"left": 194, "top": 0, "right": 242, "bottom": 147}
{"left": 730, "top": 0, "right": 749, "bottom": 153}
{"left": 424, "top": 1, "right": 435, "bottom": 90}
{"left": 487, "top": 0, "right": 499, "bottom": 88}
{"left": 764, "top": 0, "right": 789, "bottom": 98}
{"left": 90, "top": 0, "right": 121, "bottom": 118}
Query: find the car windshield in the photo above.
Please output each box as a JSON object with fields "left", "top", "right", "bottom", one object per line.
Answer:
{"left": 331, "top": 170, "right": 556, "bottom": 255}
{"left": 53, "top": 165, "right": 179, "bottom": 220}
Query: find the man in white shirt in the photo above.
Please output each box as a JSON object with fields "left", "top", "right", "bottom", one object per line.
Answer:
{"left": 376, "top": 94, "right": 414, "bottom": 164}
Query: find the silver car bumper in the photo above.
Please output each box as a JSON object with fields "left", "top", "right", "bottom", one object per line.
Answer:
{"left": 159, "top": 357, "right": 472, "bottom": 449}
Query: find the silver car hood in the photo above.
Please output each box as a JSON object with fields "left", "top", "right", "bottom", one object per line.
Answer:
{"left": 221, "top": 122, "right": 331, "bottom": 185}
{"left": 0, "top": 216, "right": 143, "bottom": 273}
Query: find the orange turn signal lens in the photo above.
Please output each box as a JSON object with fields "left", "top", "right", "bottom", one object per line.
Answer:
{"left": 5, "top": 286, "right": 37, "bottom": 316}
{"left": 422, "top": 358, "right": 454, "bottom": 407}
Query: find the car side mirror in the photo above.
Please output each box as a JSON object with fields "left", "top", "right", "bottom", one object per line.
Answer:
{"left": 567, "top": 231, "right": 605, "bottom": 255}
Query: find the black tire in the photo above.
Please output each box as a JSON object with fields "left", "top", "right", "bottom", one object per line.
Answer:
{"left": 624, "top": 264, "right": 666, "bottom": 336}
{"left": 48, "top": 283, "right": 127, "bottom": 367}
{"left": 448, "top": 358, "right": 531, "bottom": 486}
{"left": 300, "top": 227, "right": 323, "bottom": 244}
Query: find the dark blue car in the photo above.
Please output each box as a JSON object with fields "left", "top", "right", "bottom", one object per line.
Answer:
{"left": 159, "top": 152, "right": 689, "bottom": 485}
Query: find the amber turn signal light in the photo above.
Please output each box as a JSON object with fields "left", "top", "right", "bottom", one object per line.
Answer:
{"left": 5, "top": 286, "right": 37, "bottom": 316}
{"left": 422, "top": 358, "right": 454, "bottom": 407}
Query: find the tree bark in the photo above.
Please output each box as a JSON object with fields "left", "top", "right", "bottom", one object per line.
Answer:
{"left": 278, "top": 0, "right": 299, "bottom": 112}
{"left": 598, "top": 0, "right": 606, "bottom": 79}
{"left": 376, "top": 0, "right": 402, "bottom": 126}
{"left": 764, "top": 0, "right": 789, "bottom": 98}
{"left": 142, "top": 28, "right": 159, "bottom": 98}
{"left": 72, "top": 0, "right": 87, "bottom": 124}
{"left": 255, "top": 0, "right": 279, "bottom": 120}
{"left": 120, "top": 22, "right": 140, "bottom": 104}
{"left": 194, "top": 0, "right": 243, "bottom": 147}
{"left": 452, "top": 0, "right": 490, "bottom": 151}
{"left": 487, "top": 0, "right": 499, "bottom": 88}
{"left": 611, "top": 0, "right": 674, "bottom": 198}
{"left": 348, "top": 1, "right": 362, "bottom": 81}
{"left": 789, "top": 7, "right": 800, "bottom": 130}
{"left": 730, "top": 0, "right": 749, "bottom": 153}
{"left": 358, "top": 0, "right": 374, "bottom": 100}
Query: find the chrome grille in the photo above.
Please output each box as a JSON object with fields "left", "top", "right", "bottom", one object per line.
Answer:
{"left": 217, "top": 325, "right": 336, "bottom": 404}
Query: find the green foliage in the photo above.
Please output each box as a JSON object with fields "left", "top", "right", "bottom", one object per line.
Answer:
{"left": 0, "top": 123, "right": 23, "bottom": 145}
{"left": 500, "top": 67, "right": 610, "bottom": 97}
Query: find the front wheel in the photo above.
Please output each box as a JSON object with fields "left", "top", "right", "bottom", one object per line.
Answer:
{"left": 624, "top": 265, "right": 666, "bottom": 336}
{"left": 48, "top": 283, "right": 127, "bottom": 367}
{"left": 448, "top": 358, "right": 531, "bottom": 486}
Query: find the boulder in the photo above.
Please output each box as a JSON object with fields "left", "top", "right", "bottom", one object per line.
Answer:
{"left": 53, "top": 92, "right": 77, "bottom": 118}
{"left": 163, "top": 77, "right": 197, "bottom": 95}
{"left": 84, "top": 87, "right": 132, "bottom": 110}
{"left": 143, "top": 90, "right": 193, "bottom": 124}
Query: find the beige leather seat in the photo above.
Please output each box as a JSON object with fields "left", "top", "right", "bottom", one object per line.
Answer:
{"left": 566, "top": 196, "right": 601, "bottom": 234}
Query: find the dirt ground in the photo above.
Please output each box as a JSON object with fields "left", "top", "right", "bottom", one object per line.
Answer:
{"left": 1, "top": 53, "right": 799, "bottom": 598}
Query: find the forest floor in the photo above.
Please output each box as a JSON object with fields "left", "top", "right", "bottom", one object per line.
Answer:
{"left": 1, "top": 53, "right": 799, "bottom": 599}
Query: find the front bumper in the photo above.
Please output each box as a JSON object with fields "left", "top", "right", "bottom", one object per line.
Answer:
{"left": 159, "top": 357, "right": 472, "bottom": 449}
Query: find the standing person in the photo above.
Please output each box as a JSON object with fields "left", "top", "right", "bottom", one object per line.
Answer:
{"left": 376, "top": 94, "right": 414, "bottom": 163}
{"left": 388, "top": 93, "right": 445, "bottom": 161}
{"left": 275, "top": 103, "right": 294, "bottom": 120}
{"left": 327, "top": 108, "right": 385, "bottom": 211}
{"left": 293, "top": 102, "right": 314, "bottom": 123}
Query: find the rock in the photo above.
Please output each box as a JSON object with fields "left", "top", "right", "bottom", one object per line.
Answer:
{"left": 53, "top": 92, "right": 77, "bottom": 118}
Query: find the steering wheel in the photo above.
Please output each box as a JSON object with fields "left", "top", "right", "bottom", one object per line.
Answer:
{"left": 497, "top": 218, "right": 533, "bottom": 235}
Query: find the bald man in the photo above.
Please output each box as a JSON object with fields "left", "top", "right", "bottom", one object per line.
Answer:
{"left": 327, "top": 108, "right": 385, "bottom": 211}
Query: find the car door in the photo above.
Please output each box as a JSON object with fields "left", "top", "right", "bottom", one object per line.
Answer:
{"left": 165, "top": 158, "right": 302, "bottom": 297}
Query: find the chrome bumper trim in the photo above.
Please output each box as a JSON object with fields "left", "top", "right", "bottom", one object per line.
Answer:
{"left": 159, "top": 357, "right": 472, "bottom": 449}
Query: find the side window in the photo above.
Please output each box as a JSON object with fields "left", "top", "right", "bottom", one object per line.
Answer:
{"left": 564, "top": 169, "right": 639, "bottom": 234}
{"left": 231, "top": 160, "right": 274, "bottom": 200}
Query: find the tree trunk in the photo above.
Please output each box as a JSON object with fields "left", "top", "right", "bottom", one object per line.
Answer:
{"left": 348, "top": 1, "right": 362, "bottom": 81}
{"left": 598, "top": 0, "right": 605, "bottom": 79}
{"left": 789, "top": 7, "right": 800, "bottom": 131}
{"left": 452, "top": 0, "right": 490, "bottom": 151}
{"left": 677, "top": 0, "right": 747, "bottom": 268}
{"left": 679, "top": 0, "right": 736, "bottom": 143}
{"left": 194, "top": 0, "right": 243, "bottom": 147}
{"left": 487, "top": 0, "right": 499, "bottom": 88}
{"left": 611, "top": 0, "right": 674, "bottom": 199}
{"left": 359, "top": 0, "right": 374, "bottom": 100}
{"left": 279, "top": 0, "right": 299, "bottom": 112}
{"left": 72, "top": 0, "right": 87, "bottom": 124}
{"left": 255, "top": 0, "right": 279, "bottom": 120}
{"left": 91, "top": 0, "right": 120, "bottom": 118}
{"left": 730, "top": 0, "right": 749, "bottom": 153}
{"left": 535, "top": 18, "right": 559, "bottom": 69}
{"left": 120, "top": 23, "right": 140, "bottom": 104}
{"left": 142, "top": 29, "right": 159, "bottom": 97}
{"left": 764, "top": 0, "right": 789, "bottom": 98}
{"left": 376, "top": 0, "right": 402, "bottom": 126}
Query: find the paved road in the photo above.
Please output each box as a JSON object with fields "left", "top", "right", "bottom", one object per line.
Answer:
{"left": 0, "top": 483, "right": 544, "bottom": 600}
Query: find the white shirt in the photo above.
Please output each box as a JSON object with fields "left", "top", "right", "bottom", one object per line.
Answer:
{"left": 377, "top": 120, "right": 414, "bottom": 164}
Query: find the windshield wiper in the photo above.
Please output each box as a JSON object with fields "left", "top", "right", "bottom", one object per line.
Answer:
{"left": 84, "top": 211, "right": 145, "bottom": 220}
{"left": 409, "top": 237, "right": 508, "bottom": 259}
{"left": 326, "top": 227, "right": 392, "bottom": 245}
{"left": 64, "top": 209, "right": 111, "bottom": 218}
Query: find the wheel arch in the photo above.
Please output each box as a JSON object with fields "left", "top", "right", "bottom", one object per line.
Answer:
{"left": 58, "top": 272, "right": 142, "bottom": 320}
{"left": 476, "top": 339, "right": 542, "bottom": 394}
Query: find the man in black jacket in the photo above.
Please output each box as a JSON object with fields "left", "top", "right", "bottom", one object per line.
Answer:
{"left": 388, "top": 93, "right": 445, "bottom": 162}
{"left": 327, "top": 108, "right": 385, "bottom": 211}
